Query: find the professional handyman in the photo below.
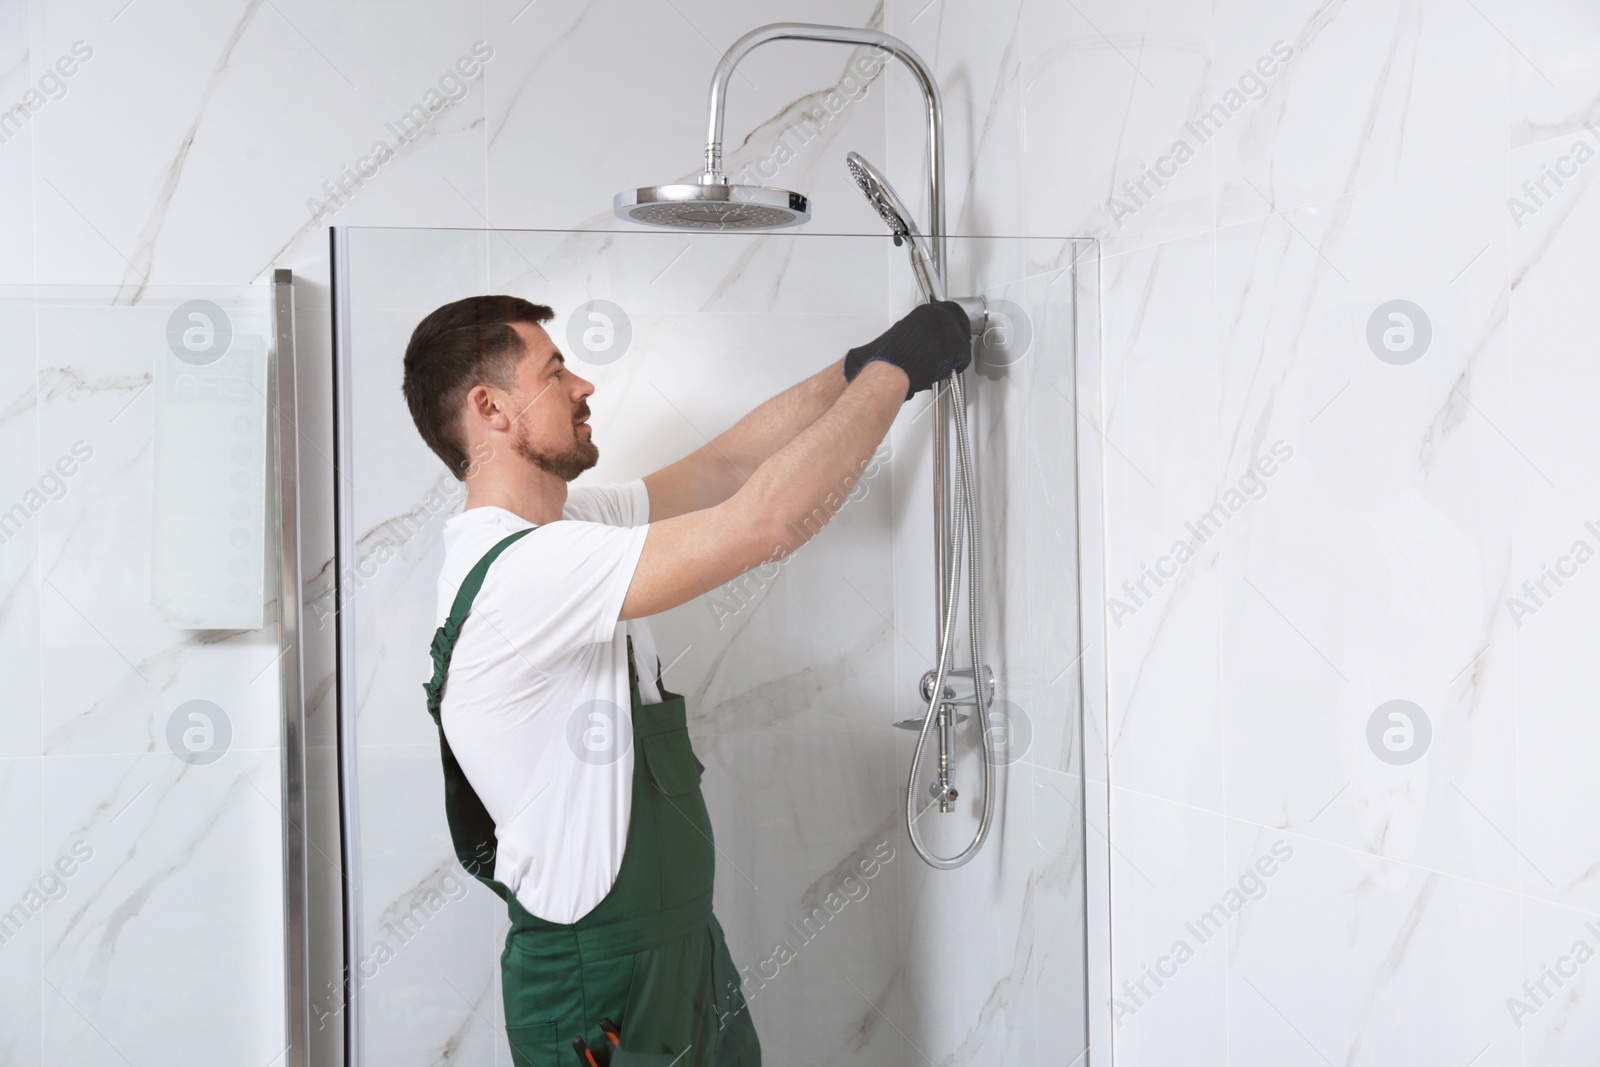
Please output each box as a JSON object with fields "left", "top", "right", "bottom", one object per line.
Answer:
{"left": 402, "top": 294, "right": 971, "bottom": 1067}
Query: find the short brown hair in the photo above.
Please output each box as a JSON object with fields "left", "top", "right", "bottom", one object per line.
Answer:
{"left": 402, "top": 295, "right": 554, "bottom": 479}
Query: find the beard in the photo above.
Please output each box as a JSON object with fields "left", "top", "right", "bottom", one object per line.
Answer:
{"left": 512, "top": 415, "right": 599, "bottom": 482}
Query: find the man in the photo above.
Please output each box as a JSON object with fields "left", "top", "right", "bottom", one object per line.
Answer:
{"left": 403, "top": 294, "right": 970, "bottom": 1067}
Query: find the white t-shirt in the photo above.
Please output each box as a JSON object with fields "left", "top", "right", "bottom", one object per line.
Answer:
{"left": 434, "top": 479, "right": 665, "bottom": 924}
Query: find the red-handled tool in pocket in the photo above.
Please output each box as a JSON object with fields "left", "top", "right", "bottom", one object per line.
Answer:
{"left": 571, "top": 1035, "right": 601, "bottom": 1066}
{"left": 572, "top": 1019, "right": 622, "bottom": 1065}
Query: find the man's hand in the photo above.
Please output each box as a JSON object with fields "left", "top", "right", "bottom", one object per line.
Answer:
{"left": 842, "top": 301, "right": 972, "bottom": 400}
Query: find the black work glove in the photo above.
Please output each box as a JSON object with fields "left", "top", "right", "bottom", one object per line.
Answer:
{"left": 843, "top": 300, "right": 972, "bottom": 401}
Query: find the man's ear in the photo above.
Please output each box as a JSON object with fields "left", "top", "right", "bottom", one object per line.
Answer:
{"left": 464, "top": 381, "right": 511, "bottom": 432}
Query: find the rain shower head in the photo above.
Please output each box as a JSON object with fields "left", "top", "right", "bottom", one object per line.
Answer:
{"left": 613, "top": 181, "right": 811, "bottom": 230}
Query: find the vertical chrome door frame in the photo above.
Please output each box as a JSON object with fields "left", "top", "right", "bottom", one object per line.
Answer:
{"left": 273, "top": 269, "right": 312, "bottom": 1067}
{"left": 329, "top": 227, "right": 366, "bottom": 1067}
{"left": 1073, "top": 242, "right": 1114, "bottom": 1067}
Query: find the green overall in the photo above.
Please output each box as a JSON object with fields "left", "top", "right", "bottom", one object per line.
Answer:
{"left": 424, "top": 528, "right": 762, "bottom": 1067}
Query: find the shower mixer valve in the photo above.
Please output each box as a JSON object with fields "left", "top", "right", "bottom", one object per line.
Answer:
{"left": 916, "top": 666, "right": 995, "bottom": 814}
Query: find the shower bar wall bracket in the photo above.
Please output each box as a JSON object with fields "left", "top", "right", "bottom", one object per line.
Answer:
{"left": 918, "top": 664, "right": 996, "bottom": 708}
{"left": 891, "top": 665, "right": 995, "bottom": 729}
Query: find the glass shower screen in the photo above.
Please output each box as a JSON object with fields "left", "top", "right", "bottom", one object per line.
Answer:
{"left": 330, "top": 225, "right": 1101, "bottom": 1066}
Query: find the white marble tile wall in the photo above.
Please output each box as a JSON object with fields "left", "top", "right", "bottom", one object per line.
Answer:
{"left": 24, "top": 0, "right": 1592, "bottom": 1063}
{"left": 0, "top": 282, "right": 289, "bottom": 1067}
{"left": 885, "top": 0, "right": 1600, "bottom": 1063}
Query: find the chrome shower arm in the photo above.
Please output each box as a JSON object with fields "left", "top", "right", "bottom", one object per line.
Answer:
{"left": 701, "top": 22, "right": 947, "bottom": 280}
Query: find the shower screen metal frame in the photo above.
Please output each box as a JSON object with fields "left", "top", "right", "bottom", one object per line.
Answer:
{"left": 271, "top": 268, "right": 312, "bottom": 1067}
{"left": 330, "top": 227, "right": 366, "bottom": 1067}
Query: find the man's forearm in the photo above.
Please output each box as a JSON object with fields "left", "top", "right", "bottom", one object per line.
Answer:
{"left": 706, "top": 358, "right": 849, "bottom": 484}
{"left": 742, "top": 359, "right": 908, "bottom": 554}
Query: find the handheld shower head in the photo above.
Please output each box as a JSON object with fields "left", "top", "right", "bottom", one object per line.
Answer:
{"left": 845, "top": 151, "right": 942, "bottom": 302}
{"left": 846, "top": 151, "right": 915, "bottom": 238}
{"left": 613, "top": 181, "right": 810, "bottom": 230}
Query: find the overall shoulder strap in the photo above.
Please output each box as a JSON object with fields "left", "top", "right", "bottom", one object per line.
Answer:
{"left": 449, "top": 527, "right": 536, "bottom": 626}
{"left": 424, "top": 526, "right": 537, "bottom": 724}
{"left": 421, "top": 524, "right": 540, "bottom": 897}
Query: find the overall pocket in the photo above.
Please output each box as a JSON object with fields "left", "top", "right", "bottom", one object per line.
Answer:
{"left": 641, "top": 727, "right": 705, "bottom": 796}
{"left": 638, "top": 725, "right": 716, "bottom": 904}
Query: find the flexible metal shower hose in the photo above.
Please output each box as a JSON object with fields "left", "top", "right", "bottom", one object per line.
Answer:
{"left": 905, "top": 370, "right": 996, "bottom": 869}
